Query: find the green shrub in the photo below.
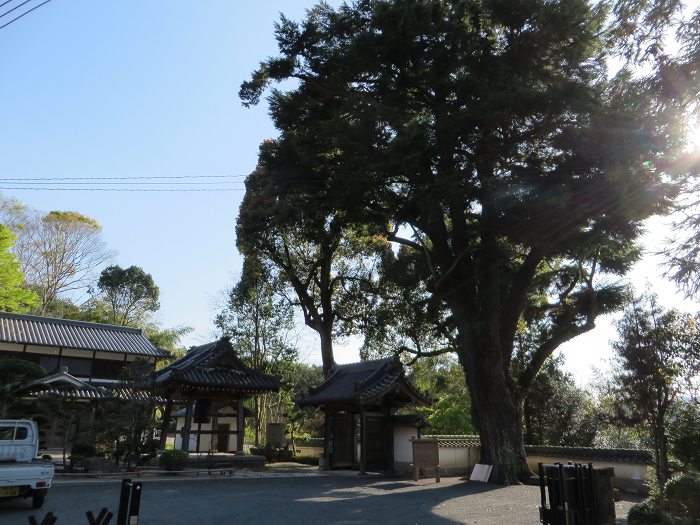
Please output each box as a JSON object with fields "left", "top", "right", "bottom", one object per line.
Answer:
{"left": 670, "top": 403, "right": 700, "bottom": 472}
{"left": 158, "top": 449, "right": 188, "bottom": 471}
{"left": 294, "top": 455, "right": 320, "bottom": 466}
{"left": 627, "top": 499, "right": 673, "bottom": 525}
{"left": 665, "top": 471, "right": 700, "bottom": 522}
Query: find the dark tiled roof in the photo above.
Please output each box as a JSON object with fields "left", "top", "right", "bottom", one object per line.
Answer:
{"left": 525, "top": 445, "right": 653, "bottom": 465}
{"left": 426, "top": 435, "right": 481, "bottom": 448}
{"left": 296, "top": 357, "right": 431, "bottom": 407}
{"left": 23, "top": 385, "right": 157, "bottom": 401}
{"left": 155, "top": 338, "right": 280, "bottom": 393}
{"left": 0, "top": 312, "right": 170, "bottom": 358}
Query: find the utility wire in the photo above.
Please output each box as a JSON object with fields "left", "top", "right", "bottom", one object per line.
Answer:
{"left": 6, "top": 181, "right": 245, "bottom": 185}
{"left": 0, "top": 186, "right": 241, "bottom": 192}
{"left": 0, "top": 0, "right": 54, "bottom": 31}
{"left": 0, "top": 0, "right": 34, "bottom": 19}
{"left": 0, "top": 0, "right": 17, "bottom": 10}
{"left": 0, "top": 174, "right": 247, "bottom": 181}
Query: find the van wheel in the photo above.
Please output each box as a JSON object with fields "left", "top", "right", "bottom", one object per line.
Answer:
{"left": 32, "top": 490, "right": 46, "bottom": 509}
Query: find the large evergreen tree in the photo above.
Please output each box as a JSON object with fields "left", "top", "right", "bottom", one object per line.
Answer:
{"left": 240, "top": 0, "right": 693, "bottom": 482}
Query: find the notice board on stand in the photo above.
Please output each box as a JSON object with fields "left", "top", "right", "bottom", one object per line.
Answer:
{"left": 410, "top": 437, "right": 440, "bottom": 483}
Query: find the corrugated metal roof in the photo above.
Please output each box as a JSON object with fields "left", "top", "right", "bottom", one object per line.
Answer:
{"left": 297, "top": 357, "right": 431, "bottom": 407}
{"left": 0, "top": 312, "right": 170, "bottom": 358}
{"left": 155, "top": 338, "right": 280, "bottom": 393}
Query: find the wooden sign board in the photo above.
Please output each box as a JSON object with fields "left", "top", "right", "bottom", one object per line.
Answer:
{"left": 410, "top": 438, "right": 440, "bottom": 483}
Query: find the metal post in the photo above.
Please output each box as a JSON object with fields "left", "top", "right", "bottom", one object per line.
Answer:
{"left": 115, "top": 478, "right": 142, "bottom": 525}
{"left": 181, "top": 399, "right": 193, "bottom": 452}
{"left": 359, "top": 410, "right": 367, "bottom": 474}
{"left": 236, "top": 398, "right": 245, "bottom": 453}
{"left": 129, "top": 482, "right": 142, "bottom": 524}
{"left": 116, "top": 479, "right": 131, "bottom": 525}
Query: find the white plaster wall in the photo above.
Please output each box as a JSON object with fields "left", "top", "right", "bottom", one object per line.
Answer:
{"left": 173, "top": 416, "right": 237, "bottom": 452}
{"left": 527, "top": 455, "right": 652, "bottom": 493}
{"left": 437, "top": 446, "right": 480, "bottom": 474}
{"left": 393, "top": 427, "right": 416, "bottom": 464}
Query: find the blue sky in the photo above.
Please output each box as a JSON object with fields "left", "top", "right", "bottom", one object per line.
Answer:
{"left": 0, "top": 0, "right": 343, "bottom": 354}
{"left": 0, "top": 0, "right": 697, "bottom": 383}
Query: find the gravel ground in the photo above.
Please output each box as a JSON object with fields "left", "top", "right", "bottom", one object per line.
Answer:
{"left": 0, "top": 467, "right": 642, "bottom": 524}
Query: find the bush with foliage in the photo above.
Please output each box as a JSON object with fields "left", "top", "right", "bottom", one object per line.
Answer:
{"left": 628, "top": 472, "right": 700, "bottom": 525}
{"left": 627, "top": 499, "right": 674, "bottom": 525}
{"left": 664, "top": 471, "right": 700, "bottom": 523}
{"left": 158, "top": 449, "right": 188, "bottom": 471}
{"left": 670, "top": 402, "right": 700, "bottom": 472}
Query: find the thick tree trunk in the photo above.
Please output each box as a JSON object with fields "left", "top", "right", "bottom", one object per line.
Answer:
{"left": 319, "top": 327, "right": 335, "bottom": 377}
{"left": 457, "top": 334, "right": 532, "bottom": 484}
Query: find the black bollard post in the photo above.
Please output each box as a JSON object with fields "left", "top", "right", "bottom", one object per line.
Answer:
{"left": 128, "top": 482, "right": 142, "bottom": 524}
{"left": 115, "top": 478, "right": 142, "bottom": 525}
{"left": 116, "top": 479, "right": 132, "bottom": 525}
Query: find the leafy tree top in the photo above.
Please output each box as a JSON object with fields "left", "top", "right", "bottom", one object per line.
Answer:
{"left": 0, "top": 224, "right": 39, "bottom": 312}
{"left": 96, "top": 265, "right": 160, "bottom": 326}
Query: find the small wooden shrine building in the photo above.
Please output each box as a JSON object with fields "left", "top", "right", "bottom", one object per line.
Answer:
{"left": 154, "top": 338, "right": 280, "bottom": 453}
{"left": 297, "top": 357, "right": 431, "bottom": 472}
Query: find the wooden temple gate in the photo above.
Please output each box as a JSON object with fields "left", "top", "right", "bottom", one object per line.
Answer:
{"left": 297, "top": 357, "right": 430, "bottom": 473}
{"left": 155, "top": 338, "right": 280, "bottom": 453}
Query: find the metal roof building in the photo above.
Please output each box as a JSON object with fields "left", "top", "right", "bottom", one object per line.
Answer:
{"left": 0, "top": 312, "right": 170, "bottom": 358}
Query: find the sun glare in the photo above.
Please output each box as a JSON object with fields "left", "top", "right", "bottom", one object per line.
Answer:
{"left": 686, "top": 118, "right": 700, "bottom": 151}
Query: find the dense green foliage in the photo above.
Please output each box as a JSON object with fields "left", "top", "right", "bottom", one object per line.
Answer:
{"left": 96, "top": 265, "right": 160, "bottom": 326}
{"left": 217, "top": 255, "right": 300, "bottom": 445}
{"left": 628, "top": 472, "right": 700, "bottom": 525}
{"left": 0, "top": 359, "right": 46, "bottom": 418}
{"left": 669, "top": 402, "right": 700, "bottom": 472}
{"left": 522, "top": 358, "right": 597, "bottom": 446}
{"left": 411, "top": 358, "right": 475, "bottom": 434}
{"left": 158, "top": 448, "right": 189, "bottom": 470}
{"left": 0, "top": 197, "right": 113, "bottom": 313}
{"left": 0, "top": 224, "right": 39, "bottom": 312}
{"left": 240, "top": 0, "right": 693, "bottom": 481}
{"left": 627, "top": 499, "right": 674, "bottom": 525}
{"left": 611, "top": 294, "right": 700, "bottom": 489}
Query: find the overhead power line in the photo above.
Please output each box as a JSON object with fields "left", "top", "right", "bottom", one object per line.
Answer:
{"left": 0, "top": 174, "right": 251, "bottom": 191}
{"left": 0, "top": 0, "right": 35, "bottom": 19}
{"left": 0, "top": 0, "right": 54, "bottom": 31}
{"left": 0, "top": 174, "right": 248, "bottom": 181}
{"left": 0, "top": 186, "right": 242, "bottom": 192}
{"left": 4, "top": 181, "right": 245, "bottom": 185}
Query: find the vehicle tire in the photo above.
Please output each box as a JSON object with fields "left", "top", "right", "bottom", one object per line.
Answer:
{"left": 32, "top": 490, "right": 47, "bottom": 509}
